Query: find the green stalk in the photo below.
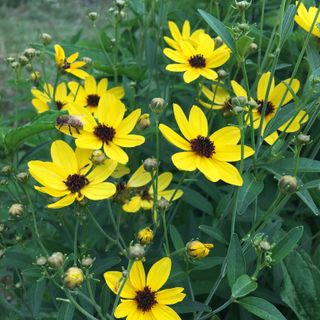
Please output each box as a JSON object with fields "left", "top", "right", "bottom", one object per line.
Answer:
{"left": 73, "top": 219, "right": 79, "bottom": 265}
{"left": 161, "top": 209, "right": 170, "bottom": 256}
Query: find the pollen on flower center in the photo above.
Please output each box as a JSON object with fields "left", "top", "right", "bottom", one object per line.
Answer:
{"left": 257, "top": 100, "right": 275, "bottom": 116}
{"left": 188, "top": 54, "right": 206, "bottom": 68}
{"left": 87, "top": 94, "right": 100, "bottom": 107}
{"left": 94, "top": 124, "right": 116, "bottom": 144}
{"left": 135, "top": 286, "right": 157, "bottom": 311}
{"left": 64, "top": 174, "right": 89, "bottom": 193}
{"left": 190, "top": 135, "right": 215, "bottom": 158}
{"left": 56, "top": 101, "right": 65, "bottom": 110}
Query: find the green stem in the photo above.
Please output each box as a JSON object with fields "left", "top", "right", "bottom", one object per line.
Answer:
{"left": 161, "top": 210, "right": 170, "bottom": 256}
{"left": 199, "top": 297, "right": 235, "bottom": 320}
{"left": 86, "top": 277, "right": 107, "bottom": 320}
{"left": 293, "top": 145, "right": 302, "bottom": 176}
{"left": 73, "top": 219, "right": 79, "bottom": 265}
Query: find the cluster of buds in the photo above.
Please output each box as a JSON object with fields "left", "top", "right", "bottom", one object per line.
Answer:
{"left": 230, "top": 96, "right": 248, "bottom": 114}
{"left": 278, "top": 175, "right": 298, "bottom": 193}
{"left": 9, "top": 204, "right": 24, "bottom": 218}
{"left": 252, "top": 233, "right": 274, "bottom": 267}
{"left": 186, "top": 240, "right": 214, "bottom": 260}
{"left": 137, "top": 227, "right": 154, "bottom": 245}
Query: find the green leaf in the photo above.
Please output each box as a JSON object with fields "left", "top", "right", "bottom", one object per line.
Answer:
{"left": 306, "top": 42, "right": 320, "bottom": 71}
{"left": 169, "top": 224, "right": 185, "bottom": 251}
{"left": 232, "top": 274, "right": 257, "bottom": 298}
{"left": 281, "top": 250, "right": 320, "bottom": 320}
{"left": 238, "top": 173, "right": 264, "bottom": 215}
{"left": 4, "top": 110, "right": 62, "bottom": 151}
{"left": 182, "top": 187, "right": 213, "bottom": 214}
{"left": 199, "top": 225, "right": 228, "bottom": 245}
{"left": 301, "top": 179, "right": 320, "bottom": 190}
{"left": 57, "top": 301, "right": 75, "bottom": 320}
{"left": 92, "top": 256, "right": 121, "bottom": 275}
{"left": 272, "top": 226, "right": 304, "bottom": 265}
{"left": 227, "top": 234, "right": 246, "bottom": 286}
{"left": 198, "top": 9, "right": 236, "bottom": 52}
{"left": 236, "top": 35, "right": 254, "bottom": 57}
{"left": 296, "top": 189, "right": 319, "bottom": 215}
{"left": 238, "top": 296, "right": 286, "bottom": 320}
{"left": 173, "top": 300, "right": 211, "bottom": 313}
{"left": 280, "top": 5, "right": 296, "bottom": 46}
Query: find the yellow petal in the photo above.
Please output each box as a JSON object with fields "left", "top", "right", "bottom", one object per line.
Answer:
{"left": 156, "top": 287, "right": 186, "bottom": 305}
{"left": 214, "top": 145, "right": 254, "bottom": 162}
{"left": 264, "top": 130, "right": 279, "bottom": 145}
{"left": 163, "top": 48, "right": 187, "bottom": 63}
{"left": 159, "top": 124, "right": 191, "bottom": 151}
{"left": 212, "top": 159, "right": 243, "bottom": 186}
{"left": 47, "top": 194, "right": 77, "bottom": 209}
{"left": 98, "top": 94, "right": 126, "bottom": 127}
{"left": 82, "top": 182, "right": 116, "bottom": 200}
{"left": 159, "top": 189, "right": 183, "bottom": 201}
{"left": 34, "top": 185, "right": 69, "bottom": 197}
{"left": 107, "top": 86, "right": 125, "bottom": 99}
{"left": 206, "top": 44, "right": 231, "bottom": 68}
{"left": 127, "top": 165, "right": 152, "bottom": 188}
{"left": 54, "top": 44, "right": 65, "bottom": 67}
{"left": 75, "top": 148, "right": 92, "bottom": 175}
{"left": 66, "top": 52, "right": 79, "bottom": 63}
{"left": 103, "top": 271, "right": 136, "bottom": 298}
{"left": 114, "top": 300, "right": 137, "bottom": 318}
{"left": 269, "top": 79, "right": 300, "bottom": 108}
{"left": 173, "top": 103, "right": 195, "bottom": 140}
{"left": 196, "top": 157, "right": 220, "bottom": 182}
{"left": 112, "top": 164, "right": 130, "bottom": 179}
{"left": 168, "top": 21, "right": 182, "bottom": 41}
{"left": 86, "top": 159, "right": 117, "bottom": 183}
{"left": 257, "top": 72, "right": 275, "bottom": 101}
{"left": 183, "top": 68, "right": 200, "bottom": 83}
{"left": 66, "top": 68, "right": 90, "bottom": 80}
{"left": 171, "top": 152, "right": 197, "bottom": 171}
{"left": 32, "top": 99, "right": 49, "bottom": 113}
{"left": 129, "top": 261, "right": 146, "bottom": 291}
{"left": 231, "top": 80, "right": 248, "bottom": 99}
{"left": 116, "top": 109, "right": 141, "bottom": 135}
{"left": 113, "top": 134, "right": 145, "bottom": 147}
{"left": 97, "top": 78, "right": 108, "bottom": 95}
{"left": 151, "top": 304, "right": 181, "bottom": 320}
{"left": 189, "top": 105, "right": 208, "bottom": 136}
{"left": 146, "top": 257, "right": 171, "bottom": 291}
{"left": 278, "top": 110, "right": 308, "bottom": 132}
{"left": 122, "top": 196, "right": 142, "bottom": 213}
{"left": 84, "top": 76, "right": 97, "bottom": 95}
{"left": 166, "top": 64, "right": 190, "bottom": 72}
{"left": 104, "top": 142, "right": 129, "bottom": 164}
{"left": 75, "top": 134, "right": 102, "bottom": 150}
{"left": 199, "top": 68, "right": 218, "bottom": 81}
{"left": 155, "top": 172, "right": 173, "bottom": 192}
{"left": 210, "top": 126, "right": 240, "bottom": 145}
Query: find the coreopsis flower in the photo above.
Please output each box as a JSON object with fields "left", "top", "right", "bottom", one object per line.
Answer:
{"left": 123, "top": 171, "right": 183, "bottom": 213}
{"left": 231, "top": 72, "right": 308, "bottom": 145}
{"left": 64, "top": 267, "right": 84, "bottom": 289}
{"left": 60, "top": 96, "right": 145, "bottom": 164}
{"left": 28, "top": 140, "right": 117, "bottom": 208}
{"left": 159, "top": 104, "right": 254, "bottom": 186}
{"left": 104, "top": 257, "right": 185, "bottom": 319}
{"left": 137, "top": 227, "right": 154, "bottom": 245}
{"left": 54, "top": 44, "right": 89, "bottom": 79}
{"left": 199, "top": 83, "right": 232, "bottom": 113}
{"left": 68, "top": 75, "right": 124, "bottom": 116}
{"left": 163, "top": 33, "right": 231, "bottom": 83}
{"left": 186, "top": 240, "right": 214, "bottom": 260}
{"left": 31, "top": 83, "right": 70, "bottom": 113}
{"left": 295, "top": 2, "right": 320, "bottom": 38}
{"left": 164, "top": 20, "right": 204, "bottom": 50}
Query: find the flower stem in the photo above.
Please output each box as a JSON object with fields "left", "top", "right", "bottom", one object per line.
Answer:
{"left": 161, "top": 210, "right": 170, "bottom": 256}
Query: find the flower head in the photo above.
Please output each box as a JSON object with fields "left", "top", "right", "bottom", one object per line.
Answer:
{"left": 104, "top": 257, "right": 185, "bottom": 319}
{"left": 159, "top": 104, "right": 254, "bottom": 186}
{"left": 60, "top": 95, "right": 145, "bottom": 164}
{"left": 31, "top": 83, "right": 71, "bottom": 113}
{"left": 64, "top": 267, "right": 84, "bottom": 289}
{"left": 295, "top": 2, "right": 320, "bottom": 38}
{"left": 231, "top": 72, "right": 308, "bottom": 145}
{"left": 186, "top": 240, "right": 214, "bottom": 260}
{"left": 54, "top": 44, "right": 89, "bottom": 79}
{"left": 137, "top": 227, "right": 154, "bottom": 245}
{"left": 68, "top": 75, "right": 124, "bottom": 116}
{"left": 28, "top": 140, "right": 117, "bottom": 208}
{"left": 163, "top": 33, "right": 231, "bottom": 83}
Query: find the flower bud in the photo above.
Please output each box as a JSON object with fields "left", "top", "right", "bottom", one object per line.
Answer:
{"left": 157, "top": 197, "right": 170, "bottom": 211}
{"left": 88, "top": 11, "right": 98, "bottom": 21}
{"left": 296, "top": 133, "right": 311, "bottom": 145}
{"left": 136, "top": 113, "right": 151, "bottom": 130}
{"left": 64, "top": 267, "right": 85, "bottom": 289}
{"left": 278, "top": 175, "right": 298, "bottom": 193}
{"left": 82, "top": 56, "right": 92, "bottom": 68}
{"left": 259, "top": 240, "right": 271, "bottom": 251}
{"left": 9, "top": 204, "right": 24, "bottom": 217}
{"left": 249, "top": 42, "right": 258, "bottom": 54}
{"left": 24, "top": 48, "right": 36, "bottom": 59}
{"left": 1, "top": 165, "right": 11, "bottom": 174}
{"left": 41, "top": 33, "right": 52, "bottom": 46}
{"left": 186, "top": 240, "right": 214, "bottom": 260}
{"left": 238, "top": 23, "right": 250, "bottom": 32}
{"left": 30, "top": 71, "right": 41, "bottom": 82}
{"left": 137, "top": 227, "right": 154, "bottom": 245}
{"left": 235, "top": 0, "right": 251, "bottom": 11}
{"left": 6, "top": 57, "right": 15, "bottom": 64}
{"left": 91, "top": 150, "right": 107, "bottom": 165}
{"left": 0, "top": 224, "right": 5, "bottom": 232}
{"left": 0, "top": 179, "right": 8, "bottom": 185}
{"left": 36, "top": 256, "right": 47, "bottom": 266}
{"left": 149, "top": 97, "right": 166, "bottom": 114}
{"left": 217, "top": 69, "right": 228, "bottom": 80}
{"left": 214, "top": 36, "right": 223, "bottom": 48}
{"left": 16, "top": 172, "right": 28, "bottom": 183}
{"left": 128, "top": 243, "right": 145, "bottom": 260}
{"left": 143, "top": 158, "right": 158, "bottom": 172}
{"left": 11, "top": 61, "right": 20, "bottom": 69}
{"left": 48, "top": 252, "right": 64, "bottom": 268}
{"left": 231, "top": 96, "right": 247, "bottom": 107}
{"left": 248, "top": 100, "right": 258, "bottom": 109}
{"left": 81, "top": 256, "right": 94, "bottom": 267}
{"left": 18, "top": 55, "right": 29, "bottom": 66}
{"left": 116, "top": 0, "right": 126, "bottom": 9}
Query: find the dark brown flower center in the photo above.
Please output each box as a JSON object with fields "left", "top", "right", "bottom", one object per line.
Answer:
{"left": 62, "top": 61, "right": 71, "bottom": 70}
{"left": 93, "top": 124, "right": 116, "bottom": 144}
{"left": 140, "top": 188, "right": 152, "bottom": 201}
{"left": 64, "top": 174, "right": 89, "bottom": 193}
{"left": 257, "top": 100, "right": 275, "bottom": 116}
{"left": 190, "top": 135, "right": 215, "bottom": 158}
{"left": 188, "top": 54, "right": 206, "bottom": 68}
{"left": 135, "top": 286, "right": 157, "bottom": 311}
{"left": 223, "top": 98, "right": 233, "bottom": 115}
{"left": 56, "top": 101, "right": 65, "bottom": 110}
{"left": 87, "top": 94, "right": 100, "bottom": 107}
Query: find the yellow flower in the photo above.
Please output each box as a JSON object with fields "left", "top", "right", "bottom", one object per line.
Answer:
{"left": 231, "top": 72, "right": 308, "bottom": 145}
{"left": 163, "top": 33, "right": 231, "bottom": 83}
{"left": 295, "top": 2, "right": 320, "bottom": 38}
{"left": 28, "top": 140, "right": 117, "bottom": 208}
{"left": 54, "top": 44, "right": 89, "bottom": 79}
{"left": 199, "top": 83, "right": 232, "bottom": 112}
{"left": 104, "top": 257, "right": 185, "bottom": 319}
{"left": 68, "top": 75, "right": 125, "bottom": 116}
{"left": 112, "top": 163, "right": 131, "bottom": 179}
{"left": 31, "top": 83, "right": 70, "bottom": 113}
{"left": 64, "top": 267, "right": 84, "bottom": 289}
{"left": 137, "top": 227, "right": 154, "bottom": 245}
{"left": 159, "top": 104, "right": 254, "bottom": 186}
{"left": 164, "top": 20, "right": 204, "bottom": 50}
{"left": 61, "top": 96, "right": 145, "bottom": 164}
{"left": 123, "top": 169, "right": 183, "bottom": 213}
{"left": 186, "top": 240, "right": 214, "bottom": 260}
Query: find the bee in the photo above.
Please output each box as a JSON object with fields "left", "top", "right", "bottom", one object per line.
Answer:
{"left": 56, "top": 115, "right": 84, "bottom": 135}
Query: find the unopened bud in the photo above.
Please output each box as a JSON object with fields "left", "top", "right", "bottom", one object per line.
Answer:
{"left": 157, "top": 197, "right": 170, "bottom": 211}
{"left": 81, "top": 256, "right": 94, "bottom": 267}
{"left": 91, "top": 150, "right": 107, "bottom": 165}
{"left": 137, "top": 227, "right": 154, "bottom": 245}
{"left": 249, "top": 42, "right": 258, "bottom": 53}
{"left": 259, "top": 240, "right": 271, "bottom": 251}
{"left": 214, "top": 36, "right": 223, "bottom": 48}
{"left": 82, "top": 56, "right": 92, "bottom": 68}
{"left": 296, "top": 133, "right": 311, "bottom": 145}
{"left": 16, "top": 172, "right": 28, "bottom": 183}
{"left": 0, "top": 179, "right": 8, "bottom": 185}
{"left": 18, "top": 55, "right": 29, "bottom": 66}
{"left": 36, "top": 256, "right": 47, "bottom": 266}
{"left": 136, "top": 113, "right": 151, "bottom": 130}
{"left": 143, "top": 158, "right": 158, "bottom": 172}
{"left": 41, "top": 33, "right": 52, "bottom": 46}
{"left": 186, "top": 240, "right": 214, "bottom": 260}
{"left": 0, "top": 224, "right": 4, "bottom": 232}
{"left": 64, "top": 267, "right": 85, "bottom": 288}
{"left": 248, "top": 100, "right": 258, "bottom": 109}
{"left": 24, "top": 48, "right": 36, "bottom": 59}
{"left": 278, "top": 175, "right": 298, "bottom": 193}
{"left": 235, "top": 0, "right": 251, "bottom": 11}
{"left": 128, "top": 243, "right": 145, "bottom": 260}
{"left": 48, "top": 252, "right": 64, "bottom": 268}
{"left": 6, "top": 57, "right": 15, "bottom": 64}
{"left": 231, "top": 96, "right": 247, "bottom": 107}
{"left": 88, "top": 12, "right": 98, "bottom": 21}
{"left": 238, "top": 23, "right": 250, "bottom": 32}
{"left": 30, "top": 71, "right": 41, "bottom": 82}
{"left": 1, "top": 165, "right": 11, "bottom": 173}
{"left": 116, "top": 0, "right": 126, "bottom": 9}
{"left": 149, "top": 97, "right": 166, "bottom": 114}
{"left": 11, "top": 62, "right": 20, "bottom": 69}
{"left": 217, "top": 69, "right": 228, "bottom": 80}
{"left": 9, "top": 204, "right": 24, "bottom": 217}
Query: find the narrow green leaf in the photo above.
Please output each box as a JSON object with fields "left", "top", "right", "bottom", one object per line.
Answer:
{"left": 232, "top": 274, "right": 257, "bottom": 298}
{"left": 227, "top": 234, "right": 246, "bottom": 286}
{"left": 199, "top": 225, "right": 228, "bottom": 245}
{"left": 32, "top": 278, "right": 46, "bottom": 317}
{"left": 173, "top": 300, "right": 211, "bottom": 313}
{"left": 238, "top": 296, "right": 286, "bottom": 320}
{"left": 280, "top": 5, "right": 296, "bottom": 46}
{"left": 306, "top": 42, "right": 320, "bottom": 71}
{"left": 182, "top": 187, "right": 213, "bottom": 214}
{"left": 272, "top": 226, "right": 304, "bottom": 264}
{"left": 301, "top": 179, "right": 320, "bottom": 190}
{"left": 236, "top": 35, "right": 254, "bottom": 57}
{"left": 296, "top": 189, "right": 319, "bottom": 215}
{"left": 57, "top": 301, "right": 75, "bottom": 320}
{"left": 198, "top": 9, "right": 236, "bottom": 52}
{"left": 169, "top": 224, "right": 185, "bottom": 251}
{"left": 92, "top": 256, "right": 121, "bottom": 275}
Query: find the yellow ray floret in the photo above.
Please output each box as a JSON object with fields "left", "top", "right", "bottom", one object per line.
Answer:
{"left": 295, "top": 2, "right": 320, "bottom": 38}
